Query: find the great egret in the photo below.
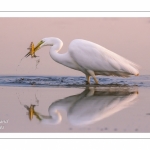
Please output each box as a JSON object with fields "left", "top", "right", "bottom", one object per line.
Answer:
{"left": 35, "top": 37, "right": 139, "bottom": 84}
{"left": 37, "top": 87, "right": 138, "bottom": 126}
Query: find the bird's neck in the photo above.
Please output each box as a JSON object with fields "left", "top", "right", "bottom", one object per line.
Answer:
{"left": 49, "top": 42, "right": 70, "bottom": 66}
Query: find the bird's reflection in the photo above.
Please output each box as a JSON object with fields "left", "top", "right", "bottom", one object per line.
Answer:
{"left": 37, "top": 87, "right": 138, "bottom": 126}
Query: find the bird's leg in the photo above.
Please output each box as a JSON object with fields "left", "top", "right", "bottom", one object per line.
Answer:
{"left": 87, "top": 70, "right": 99, "bottom": 85}
{"left": 86, "top": 75, "right": 90, "bottom": 85}
{"left": 93, "top": 77, "right": 99, "bottom": 85}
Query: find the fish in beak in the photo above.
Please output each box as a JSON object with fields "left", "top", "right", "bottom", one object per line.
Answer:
{"left": 25, "top": 41, "right": 44, "bottom": 58}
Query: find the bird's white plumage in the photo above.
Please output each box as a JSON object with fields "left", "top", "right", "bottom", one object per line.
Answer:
{"left": 38, "top": 37, "right": 139, "bottom": 84}
{"left": 69, "top": 39, "right": 139, "bottom": 76}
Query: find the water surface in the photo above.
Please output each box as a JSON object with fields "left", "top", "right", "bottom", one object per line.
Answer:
{"left": 0, "top": 75, "right": 149, "bottom": 87}
{"left": 0, "top": 75, "right": 150, "bottom": 132}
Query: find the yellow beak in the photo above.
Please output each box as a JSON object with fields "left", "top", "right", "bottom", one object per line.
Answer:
{"left": 34, "top": 41, "right": 44, "bottom": 52}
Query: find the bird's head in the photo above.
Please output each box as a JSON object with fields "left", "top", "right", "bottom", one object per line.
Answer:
{"left": 34, "top": 37, "right": 54, "bottom": 51}
{"left": 34, "top": 37, "right": 63, "bottom": 53}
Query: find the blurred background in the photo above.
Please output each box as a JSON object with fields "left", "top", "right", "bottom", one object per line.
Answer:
{"left": 0, "top": 18, "right": 150, "bottom": 76}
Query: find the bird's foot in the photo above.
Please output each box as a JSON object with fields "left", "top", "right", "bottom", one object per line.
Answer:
{"left": 94, "top": 82, "right": 99, "bottom": 85}
{"left": 85, "top": 81, "right": 90, "bottom": 85}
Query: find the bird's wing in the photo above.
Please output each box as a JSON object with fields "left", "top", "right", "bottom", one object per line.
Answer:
{"left": 69, "top": 39, "right": 139, "bottom": 76}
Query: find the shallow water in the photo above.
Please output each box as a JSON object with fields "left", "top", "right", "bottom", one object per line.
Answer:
{"left": 0, "top": 75, "right": 150, "bottom": 87}
{"left": 0, "top": 75, "right": 150, "bottom": 132}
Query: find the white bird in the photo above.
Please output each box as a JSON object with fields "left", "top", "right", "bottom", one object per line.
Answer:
{"left": 35, "top": 37, "right": 139, "bottom": 84}
{"left": 37, "top": 87, "right": 138, "bottom": 126}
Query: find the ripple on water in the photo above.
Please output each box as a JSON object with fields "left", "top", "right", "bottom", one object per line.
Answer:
{"left": 0, "top": 75, "right": 150, "bottom": 87}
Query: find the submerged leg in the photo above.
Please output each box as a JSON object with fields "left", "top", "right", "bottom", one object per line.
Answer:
{"left": 86, "top": 75, "right": 90, "bottom": 85}
{"left": 87, "top": 70, "right": 99, "bottom": 84}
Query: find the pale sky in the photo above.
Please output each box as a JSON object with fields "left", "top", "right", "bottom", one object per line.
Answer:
{"left": 0, "top": 18, "right": 150, "bottom": 76}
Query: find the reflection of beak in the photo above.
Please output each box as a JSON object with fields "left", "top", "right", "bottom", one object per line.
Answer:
{"left": 34, "top": 41, "right": 44, "bottom": 52}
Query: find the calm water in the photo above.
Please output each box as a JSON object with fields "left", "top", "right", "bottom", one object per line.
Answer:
{"left": 0, "top": 75, "right": 150, "bottom": 132}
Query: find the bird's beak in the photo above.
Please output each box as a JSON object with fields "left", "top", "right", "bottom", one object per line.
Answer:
{"left": 34, "top": 41, "right": 44, "bottom": 52}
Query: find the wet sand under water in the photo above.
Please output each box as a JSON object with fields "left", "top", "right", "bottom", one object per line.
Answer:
{"left": 0, "top": 85, "right": 150, "bottom": 133}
